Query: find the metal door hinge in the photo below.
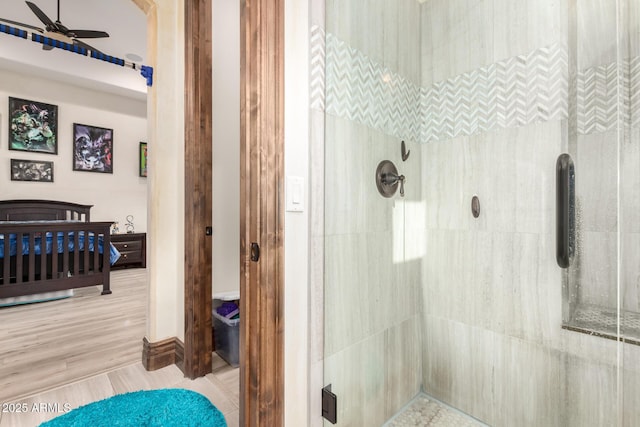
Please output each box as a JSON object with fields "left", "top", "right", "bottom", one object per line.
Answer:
{"left": 322, "top": 384, "right": 337, "bottom": 424}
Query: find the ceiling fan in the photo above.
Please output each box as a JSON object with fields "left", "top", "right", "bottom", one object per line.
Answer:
{"left": 0, "top": 0, "right": 109, "bottom": 53}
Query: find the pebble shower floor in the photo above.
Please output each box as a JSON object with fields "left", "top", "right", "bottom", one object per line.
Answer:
{"left": 385, "top": 394, "right": 486, "bottom": 427}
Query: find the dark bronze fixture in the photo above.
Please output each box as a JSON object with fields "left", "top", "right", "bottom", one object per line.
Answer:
{"left": 471, "top": 195, "right": 480, "bottom": 218}
{"left": 376, "top": 160, "right": 405, "bottom": 198}
{"left": 556, "top": 153, "right": 575, "bottom": 268}
{"left": 401, "top": 140, "right": 410, "bottom": 161}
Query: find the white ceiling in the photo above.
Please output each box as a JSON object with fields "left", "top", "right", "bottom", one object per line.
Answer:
{"left": 0, "top": 0, "right": 148, "bottom": 100}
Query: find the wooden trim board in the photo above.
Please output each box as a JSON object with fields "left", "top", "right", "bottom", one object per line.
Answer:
{"left": 240, "top": 0, "right": 285, "bottom": 425}
{"left": 142, "top": 337, "right": 185, "bottom": 371}
{"left": 183, "top": 0, "right": 214, "bottom": 380}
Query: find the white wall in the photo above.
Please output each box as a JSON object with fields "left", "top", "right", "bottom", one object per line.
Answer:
{"left": 145, "top": 0, "right": 185, "bottom": 342}
{"left": 212, "top": 0, "right": 240, "bottom": 296}
{"left": 0, "top": 66, "right": 147, "bottom": 231}
{"left": 284, "top": 0, "right": 311, "bottom": 425}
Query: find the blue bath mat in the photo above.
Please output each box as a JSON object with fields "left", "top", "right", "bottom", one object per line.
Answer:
{"left": 39, "top": 388, "right": 227, "bottom": 427}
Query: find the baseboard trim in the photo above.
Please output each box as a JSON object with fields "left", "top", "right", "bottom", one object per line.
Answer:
{"left": 175, "top": 338, "right": 185, "bottom": 373}
{"left": 142, "top": 337, "right": 185, "bottom": 372}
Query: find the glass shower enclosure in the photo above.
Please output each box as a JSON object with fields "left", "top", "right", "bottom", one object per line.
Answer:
{"left": 318, "top": 0, "right": 640, "bottom": 425}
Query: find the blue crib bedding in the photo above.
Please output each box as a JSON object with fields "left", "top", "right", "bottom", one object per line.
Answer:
{"left": 0, "top": 232, "right": 120, "bottom": 265}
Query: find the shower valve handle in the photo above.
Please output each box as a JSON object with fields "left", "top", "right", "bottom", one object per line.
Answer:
{"left": 375, "top": 160, "right": 406, "bottom": 198}
{"left": 382, "top": 173, "right": 405, "bottom": 197}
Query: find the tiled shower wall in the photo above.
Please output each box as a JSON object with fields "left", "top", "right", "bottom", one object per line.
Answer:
{"left": 420, "top": 1, "right": 640, "bottom": 426}
{"left": 316, "top": 0, "right": 640, "bottom": 426}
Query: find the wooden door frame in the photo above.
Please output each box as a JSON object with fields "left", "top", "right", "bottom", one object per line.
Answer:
{"left": 183, "top": 0, "right": 214, "bottom": 379}
{"left": 240, "top": 0, "right": 285, "bottom": 425}
{"left": 180, "top": 0, "right": 285, "bottom": 421}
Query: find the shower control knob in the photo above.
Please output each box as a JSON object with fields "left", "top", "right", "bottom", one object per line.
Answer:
{"left": 375, "top": 160, "right": 406, "bottom": 198}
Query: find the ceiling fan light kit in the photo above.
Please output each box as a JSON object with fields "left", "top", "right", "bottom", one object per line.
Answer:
{"left": 0, "top": 1, "right": 153, "bottom": 87}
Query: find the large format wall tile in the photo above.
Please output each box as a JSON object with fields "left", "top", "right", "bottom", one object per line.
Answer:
{"left": 492, "top": 0, "right": 567, "bottom": 64}
{"left": 421, "top": 136, "right": 472, "bottom": 231}
{"left": 421, "top": 314, "right": 622, "bottom": 426}
{"left": 323, "top": 320, "right": 422, "bottom": 427}
{"left": 621, "top": 127, "right": 640, "bottom": 234}
{"left": 577, "top": 0, "right": 618, "bottom": 69}
{"left": 421, "top": 315, "right": 497, "bottom": 424}
{"left": 423, "top": 228, "right": 560, "bottom": 345}
{"left": 325, "top": 115, "right": 416, "bottom": 236}
{"left": 323, "top": 332, "right": 387, "bottom": 427}
{"left": 384, "top": 316, "right": 422, "bottom": 420}
{"left": 325, "top": 0, "right": 384, "bottom": 67}
{"left": 575, "top": 231, "right": 618, "bottom": 309}
{"left": 380, "top": 0, "right": 422, "bottom": 85}
{"left": 424, "top": 0, "right": 494, "bottom": 84}
{"left": 324, "top": 226, "right": 421, "bottom": 357}
{"left": 623, "top": 365, "right": 640, "bottom": 427}
{"left": 324, "top": 232, "right": 382, "bottom": 356}
{"left": 564, "top": 353, "right": 618, "bottom": 427}
{"left": 490, "top": 333, "right": 567, "bottom": 426}
{"left": 326, "top": 0, "right": 422, "bottom": 86}
{"left": 575, "top": 131, "right": 618, "bottom": 233}
{"left": 622, "top": 232, "right": 640, "bottom": 313}
{"left": 422, "top": 121, "right": 561, "bottom": 235}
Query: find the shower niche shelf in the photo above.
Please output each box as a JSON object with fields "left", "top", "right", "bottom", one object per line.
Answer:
{"left": 563, "top": 304, "right": 640, "bottom": 346}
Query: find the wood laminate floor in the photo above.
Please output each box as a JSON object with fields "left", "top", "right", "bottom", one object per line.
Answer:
{"left": 1, "top": 355, "right": 239, "bottom": 426}
{"left": 0, "top": 269, "right": 240, "bottom": 426}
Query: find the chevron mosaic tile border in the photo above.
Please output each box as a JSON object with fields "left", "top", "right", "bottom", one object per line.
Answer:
{"left": 630, "top": 57, "right": 640, "bottom": 129}
{"left": 577, "top": 57, "right": 640, "bottom": 134}
{"left": 311, "top": 28, "right": 640, "bottom": 142}
{"left": 310, "top": 25, "right": 326, "bottom": 112}
{"left": 324, "top": 32, "right": 422, "bottom": 142}
{"left": 422, "top": 44, "right": 568, "bottom": 141}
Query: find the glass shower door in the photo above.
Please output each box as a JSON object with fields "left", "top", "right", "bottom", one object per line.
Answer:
{"left": 620, "top": 0, "right": 640, "bottom": 424}
{"left": 321, "top": 1, "right": 423, "bottom": 425}
{"left": 319, "top": 0, "right": 630, "bottom": 425}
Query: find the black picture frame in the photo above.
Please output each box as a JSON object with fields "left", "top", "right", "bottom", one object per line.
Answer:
{"left": 73, "top": 123, "right": 113, "bottom": 173}
{"left": 9, "top": 97, "right": 58, "bottom": 154}
{"left": 10, "top": 158, "right": 54, "bottom": 182}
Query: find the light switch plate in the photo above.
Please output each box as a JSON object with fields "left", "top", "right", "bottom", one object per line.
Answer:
{"left": 286, "top": 176, "right": 304, "bottom": 212}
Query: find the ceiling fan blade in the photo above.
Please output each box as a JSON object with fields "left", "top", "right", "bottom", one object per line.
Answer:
{"left": 0, "top": 17, "right": 43, "bottom": 32}
{"left": 73, "top": 39, "right": 103, "bottom": 54}
{"left": 68, "top": 30, "right": 109, "bottom": 39}
{"left": 25, "top": 1, "right": 55, "bottom": 28}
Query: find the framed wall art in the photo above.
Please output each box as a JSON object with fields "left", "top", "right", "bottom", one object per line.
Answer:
{"left": 73, "top": 123, "right": 113, "bottom": 173}
{"left": 10, "top": 158, "right": 54, "bottom": 182}
{"left": 139, "top": 142, "right": 147, "bottom": 177}
{"left": 9, "top": 97, "right": 58, "bottom": 154}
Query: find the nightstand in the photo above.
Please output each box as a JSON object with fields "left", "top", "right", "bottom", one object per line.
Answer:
{"left": 111, "top": 233, "right": 146, "bottom": 270}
